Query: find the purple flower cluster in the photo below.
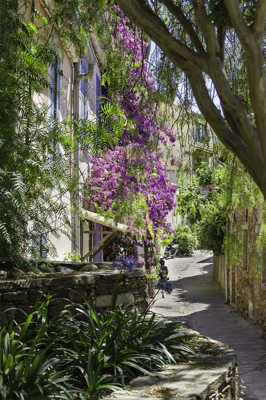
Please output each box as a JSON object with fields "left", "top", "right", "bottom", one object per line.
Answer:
{"left": 111, "top": 255, "right": 136, "bottom": 273}
{"left": 109, "top": 6, "right": 176, "bottom": 147}
{"left": 85, "top": 142, "right": 176, "bottom": 230}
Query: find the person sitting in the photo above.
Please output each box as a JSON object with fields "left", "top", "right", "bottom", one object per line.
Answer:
{"left": 159, "top": 266, "right": 169, "bottom": 280}
{"left": 157, "top": 260, "right": 172, "bottom": 297}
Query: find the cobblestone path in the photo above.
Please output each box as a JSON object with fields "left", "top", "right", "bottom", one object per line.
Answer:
{"left": 152, "top": 251, "right": 266, "bottom": 400}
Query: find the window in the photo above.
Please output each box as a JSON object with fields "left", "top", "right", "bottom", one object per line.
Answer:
{"left": 193, "top": 123, "right": 205, "bottom": 142}
{"left": 31, "top": 225, "right": 48, "bottom": 259}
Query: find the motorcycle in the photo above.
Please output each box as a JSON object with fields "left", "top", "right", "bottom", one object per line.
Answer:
{"left": 163, "top": 241, "right": 179, "bottom": 259}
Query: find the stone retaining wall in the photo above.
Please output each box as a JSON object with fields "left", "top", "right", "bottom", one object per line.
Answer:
{"left": 213, "top": 206, "right": 266, "bottom": 337}
{"left": 0, "top": 261, "right": 148, "bottom": 322}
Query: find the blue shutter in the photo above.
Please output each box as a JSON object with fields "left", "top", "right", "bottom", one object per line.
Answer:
{"left": 49, "top": 61, "right": 56, "bottom": 117}
{"left": 49, "top": 56, "right": 61, "bottom": 119}
{"left": 80, "top": 56, "right": 89, "bottom": 98}
{"left": 80, "top": 56, "right": 89, "bottom": 121}
{"left": 56, "top": 57, "right": 61, "bottom": 114}
{"left": 93, "top": 74, "right": 103, "bottom": 261}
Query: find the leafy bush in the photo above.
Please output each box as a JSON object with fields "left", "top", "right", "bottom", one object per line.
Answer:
{"left": 196, "top": 208, "right": 226, "bottom": 255}
{"left": 173, "top": 225, "right": 198, "bottom": 256}
{"left": 0, "top": 300, "right": 71, "bottom": 399}
{"left": 50, "top": 301, "right": 195, "bottom": 390}
{"left": 0, "top": 297, "right": 195, "bottom": 399}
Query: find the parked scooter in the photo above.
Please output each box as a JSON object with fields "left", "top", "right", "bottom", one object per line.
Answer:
{"left": 163, "top": 241, "right": 179, "bottom": 259}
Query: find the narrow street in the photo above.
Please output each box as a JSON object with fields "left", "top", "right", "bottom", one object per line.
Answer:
{"left": 152, "top": 252, "right": 266, "bottom": 400}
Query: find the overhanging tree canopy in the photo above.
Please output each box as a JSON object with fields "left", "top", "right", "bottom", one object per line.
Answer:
{"left": 116, "top": 0, "right": 266, "bottom": 199}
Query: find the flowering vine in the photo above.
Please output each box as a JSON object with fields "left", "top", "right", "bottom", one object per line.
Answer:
{"left": 84, "top": 6, "right": 180, "bottom": 269}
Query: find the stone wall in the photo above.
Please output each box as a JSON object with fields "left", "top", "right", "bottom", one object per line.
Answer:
{"left": 0, "top": 261, "right": 148, "bottom": 323}
{"left": 213, "top": 206, "right": 266, "bottom": 336}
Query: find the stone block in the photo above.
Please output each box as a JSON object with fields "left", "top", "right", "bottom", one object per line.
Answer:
{"left": 71, "top": 273, "right": 95, "bottom": 286}
{"left": 2, "top": 292, "right": 18, "bottom": 303}
{"left": 116, "top": 292, "right": 135, "bottom": 306}
{"left": 30, "top": 278, "right": 53, "bottom": 289}
{"left": 95, "top": 294, "right": 113, "bottom": 308}
{"left": 67, "top": 288, "right": 90, "bottom": 302}
{"left": 80, "top": 264, "right": 98, "bottom": 272}
{"left": 0, "top": 271, "right": 7, "bottom": 280}
{"left": 55, "top": 266, "right": 75, "bottom": 274}
{"left": 95, "top": 292, "right": 135, "bottom": 308}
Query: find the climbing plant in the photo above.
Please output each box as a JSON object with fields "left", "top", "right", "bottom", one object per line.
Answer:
{"left": 175, "top": 139, "right": 265, "bottom": 263}
{"left": 82, "top": 5, "right": 179, "bottom": 269}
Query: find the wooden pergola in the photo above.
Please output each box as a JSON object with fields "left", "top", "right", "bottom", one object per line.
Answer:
{"left": 80, "top": 209, "right": 132, "bottom": 261}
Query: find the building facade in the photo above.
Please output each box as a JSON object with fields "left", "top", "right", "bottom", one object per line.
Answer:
{"left": 29, "top": 0, "right": 104, "bottom": 261}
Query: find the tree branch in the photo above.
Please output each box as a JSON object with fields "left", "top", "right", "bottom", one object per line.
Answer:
{"left": 116, "top": 0, "right": 207, "bottom": 71}
{"left": 217, "top": 26, "right": 226, "bottom": 63}
{"left": 186, "top": 68, "right": 262, "bottom": 189}
{"left": 206, "top": 56, "right": 262, "bottom": 158}
{"left": 223, "top": 0, "right": 254, "bottom": 52}
{"left": 252, "top": 0, "right": 266, "bottom": 42}
{"left": 159, "top": 0, "right": 205, "bottom": 55}
{"left": 212, "top": 0, "right": 266, "bottom": 165}
{"left": 190, "top": 0, "right": 217, "bottom": 58}
{"left": 117, "top": 0, "right": 266, "bottom": 198}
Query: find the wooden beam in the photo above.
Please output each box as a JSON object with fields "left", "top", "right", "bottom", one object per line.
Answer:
{"left": 81, "top": 209, "right": 132, "bottom": 233}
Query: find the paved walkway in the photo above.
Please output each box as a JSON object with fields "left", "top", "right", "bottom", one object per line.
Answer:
{"left": 152, "top": 252, "right": 266, "bottom": 400}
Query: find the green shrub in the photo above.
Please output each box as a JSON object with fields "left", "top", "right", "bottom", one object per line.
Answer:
{"left": 196, "top": 208, "right": 226, "bottom": 255}
{"left": 0, "top": 304, "right": 71, "bottom": 399}
{"left": 50, "top": 302, "right": 195, "bottom": 391}
{"left": 0, "top": 298, "right": 195, "bottom": 399}
{"left": 173, "top": 225, "right": 198, "bottom": 256}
